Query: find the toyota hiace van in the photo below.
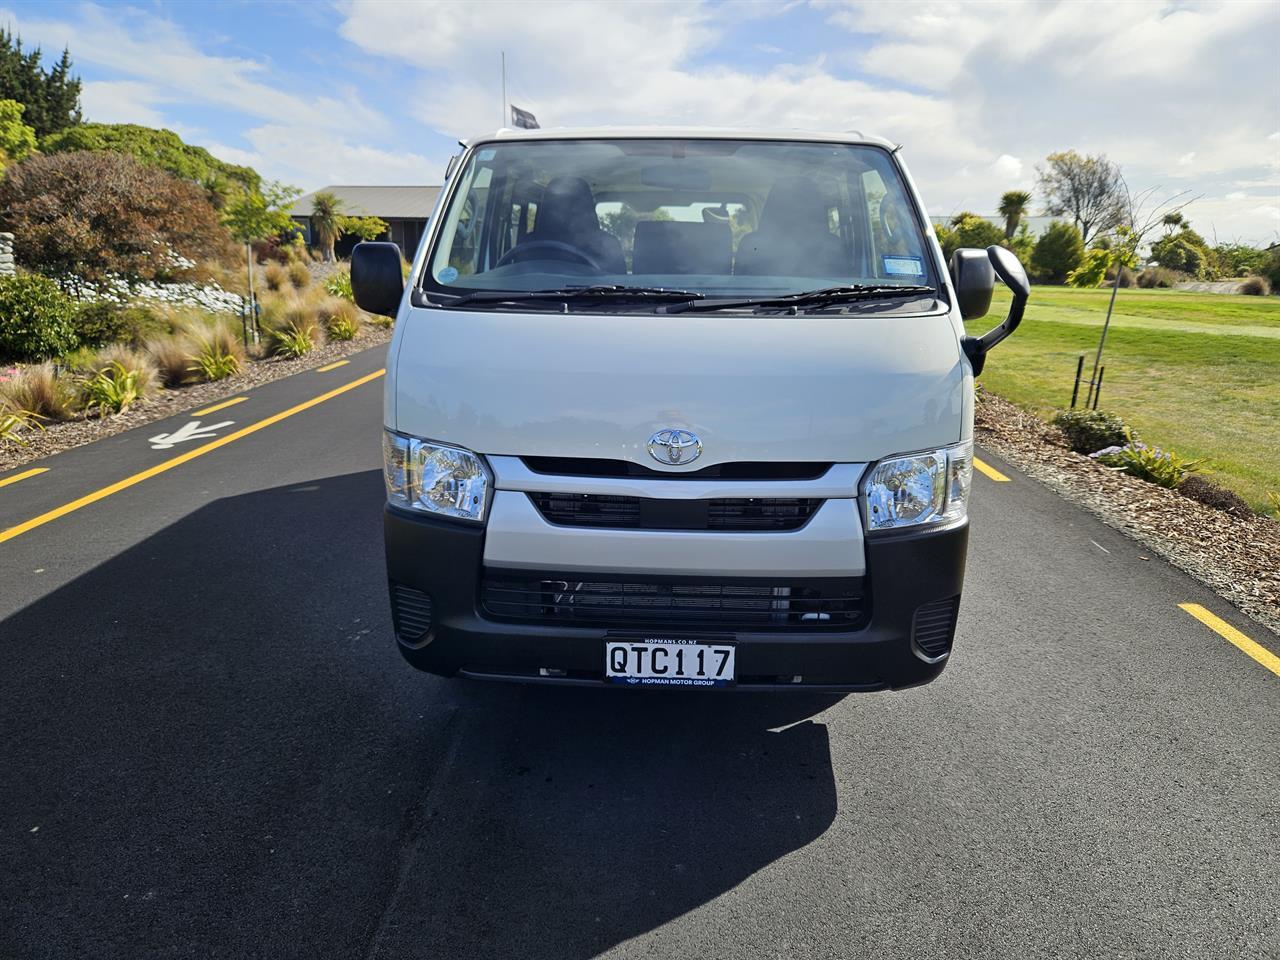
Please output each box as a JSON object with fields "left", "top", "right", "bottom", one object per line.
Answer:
{"left": 353, "top": 127, "right": 1028, "bottom": 691}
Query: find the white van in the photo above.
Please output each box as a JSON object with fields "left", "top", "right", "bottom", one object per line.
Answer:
{"left": 353, "top": 127, "right": 1027, "bottom": 691}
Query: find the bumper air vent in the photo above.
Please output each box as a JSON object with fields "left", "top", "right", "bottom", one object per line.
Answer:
{"left": 529, "top": 492, "right": 821, "bottom": 532}
{"left": 480, "top": 572, "right": 867, "bottom": 631}
{"left": 912, "top": 596, "right": 960, "bottom": 660}
{"left": 389, "top": 582, "right": 434, "bottom": 642}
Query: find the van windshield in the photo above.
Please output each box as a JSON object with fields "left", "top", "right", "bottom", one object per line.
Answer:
{"left": 424, "top": 138, "right": 937, "bottom": 304}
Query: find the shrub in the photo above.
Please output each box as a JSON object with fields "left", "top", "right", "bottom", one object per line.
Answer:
{"left": 79, "top": 360, "right": 146, "bottom": 416}
{"left": 263, "top": 262, "right": 289, "bottom": 292}
{"left": 1137, "top": 267, "right": 1177, "bottom": 289}
{"left": 1239, "top": 276, "right": 1270, "bottom": 296}
{"left": 320, "top": 297, "right": 359, "bottom": 341}
{"left": 0, "top": 362, "right": 77, "bottom": 419}
{"left": 0, "top": 274, "right": 78, "bottom": 361}
{"left": 147, "top": 334, "right": 196, "bottom": 387}
{"left": 1052, "top": 410, "right": 1132, "bottom": 454}
{"left": 38, "top": 123, "right": 261, "bottom": 199}
{"left": 0, "top": 150, "right": 233, "bottom": 287}
{"left": 0, "top": 408, "right": 42, "bottom": 446}
{"left": 1031, "top": 221, "right": 1085, "bottom": 283}
{"left": 324, "top": 268, "right": 354, "bottom": 301}
{"left": 187, "top": 324, "right": 245, "bottom": 381}
{"left": 1261, "top": 247, "right": 1280, "bottom": 291}
{"left": 268, "top": 321, "right": 315, "bottom": 359}
{"left": 1091, "top": 431, "right": 1202, "bottom": 489}
{"left": 1178, "top": 475, "right": 1253, "bottom": 518}
{"left": 287, "top": 262, "right": 311, "bottom": 290}
{"left": 90, "top": 345, "right": 158, "bottom": 397}
{"left": 1150, "top": 230, "right": 1213, "bottom": 279}
{"left": 73, "top": 301, "right": 168, "bottom": 348}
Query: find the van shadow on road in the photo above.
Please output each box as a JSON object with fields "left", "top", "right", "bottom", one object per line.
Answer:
{"left": 0, "top": 469, "right": 839, "bottom": 960}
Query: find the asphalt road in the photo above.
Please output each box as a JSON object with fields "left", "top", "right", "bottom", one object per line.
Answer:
{"left": 2, "top": 344, "right": 1277, "bottom": 959}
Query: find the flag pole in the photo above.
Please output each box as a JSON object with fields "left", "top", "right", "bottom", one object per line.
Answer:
{"left": 501, "top": 51, "right": 507, "bottom": 127}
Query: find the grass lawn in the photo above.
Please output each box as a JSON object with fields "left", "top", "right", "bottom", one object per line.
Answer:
{"left": 966, "top": 285, "right": 1280, "bottom": 513}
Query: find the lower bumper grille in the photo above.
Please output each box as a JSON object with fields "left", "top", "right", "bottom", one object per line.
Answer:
{"left": 480, "top": 572, "right": 867, "bottom": 631}
{"left": 528, "top": 492, "right": 822, "bottom": 531}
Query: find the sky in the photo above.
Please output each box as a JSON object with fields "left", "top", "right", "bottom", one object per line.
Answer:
{"left": 3, "top": 0, "right": 1278, "bottom": 244}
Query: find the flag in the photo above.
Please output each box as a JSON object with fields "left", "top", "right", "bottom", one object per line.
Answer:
{"left": 511, "top": 105, "right": 539, "bottom": 130}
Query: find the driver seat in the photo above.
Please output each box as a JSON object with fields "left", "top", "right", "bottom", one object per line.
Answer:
{"left": 526, "top": 177, "right": 626, "bottom": 274}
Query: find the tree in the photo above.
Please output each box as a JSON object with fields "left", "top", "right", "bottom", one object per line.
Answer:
{"left": 222, "top": 180, "right": 303, "bottom": 245}
{"left": 1036, "top": 151, "right": 1126, "bottom": 245}
{"left": 0, "top": 150, "right": 232, "bottom": 287}
{"left": 1212, "top": 242, "right": 1267, "bottom": 278}
{"left": 40, "top": 123, "right": 261, "bottom": 206}
{"left": 997, "top": 190, "right": 1032, "bottom": 239}
{"left": 340, "top": 215, "right": 389, "bottom": 242}
{"left": 310, "top": 191, "right": 344, "bottom": 262}
{"left": 1030, "top": 221, "right": 1085, "bottom": 283}
{"left": 936, "top": 213, "right": 1004, "bottom": 260}
{"left": 0, "top": 30, "right": 81, "bottom": 138}
{"left": 0, "top": 99, "right": 37, "bottom": 170}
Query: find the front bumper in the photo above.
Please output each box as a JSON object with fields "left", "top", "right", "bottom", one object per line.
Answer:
{"left": 384, "top": 507, "right": 968, "bottom": 691}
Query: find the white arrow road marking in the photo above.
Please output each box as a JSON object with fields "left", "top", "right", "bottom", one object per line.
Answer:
{"left": 148, "top": 420, "right": 235, "bottom": 450}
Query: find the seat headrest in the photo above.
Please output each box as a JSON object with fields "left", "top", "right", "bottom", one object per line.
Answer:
{"left": 632, "top": 219, "right": 732, "bottom": 275}
{"left": 534, "top": 176, "right": 601, "bottom": 239}
{"left": 757, "top": 178, "right": 830, "bottom": 234}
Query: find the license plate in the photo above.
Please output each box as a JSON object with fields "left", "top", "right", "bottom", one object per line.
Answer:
{"left": 605, "top": 638, "right": 735, "bottom": 687}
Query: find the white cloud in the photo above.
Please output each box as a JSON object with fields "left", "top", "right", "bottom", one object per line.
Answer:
{"left": 991, "top": 154, "right": 1023, "bottom": 179}
{"left": 0, "top": 3, "right": 413, "bottom": 187}
{"left": 1225, "top": 191, "right": 1247, "bottom": 202}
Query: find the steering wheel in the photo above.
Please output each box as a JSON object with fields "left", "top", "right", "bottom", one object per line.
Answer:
{"left": 879, "top": 199, "right": 905, "bottom": 248}
{"left": 495, "top": 239, "right": 602, "bottom": 271}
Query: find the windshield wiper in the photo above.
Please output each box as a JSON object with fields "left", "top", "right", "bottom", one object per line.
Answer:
{"left": 664, "top": 284, "right": 935, "bottom": 314}
{"left": 449, "top": 285, "right": 705, "bottom": 307}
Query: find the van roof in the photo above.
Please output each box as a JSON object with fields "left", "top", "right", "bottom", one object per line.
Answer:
{"left": 461, "top": 126, "right": 897, "bottom": 150}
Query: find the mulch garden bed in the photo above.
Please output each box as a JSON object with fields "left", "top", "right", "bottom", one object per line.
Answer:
{"left": 1, "top": 327, "right": 392, "bottom": 473}
{"left": 975, "top": 390, "right": 1280, "bottom": 637}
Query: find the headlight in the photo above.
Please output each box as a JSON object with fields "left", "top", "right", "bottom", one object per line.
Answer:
{"left": 863, "top": 440, "right": 972, "bottom": 532}
{"left": 383, "top": 431, "right": 492, "bottom": 522}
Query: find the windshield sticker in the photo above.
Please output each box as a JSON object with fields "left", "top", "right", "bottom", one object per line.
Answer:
{"left": 438, "top": 266, "right": 459, "bottom": 284}
{"left": 883, "top": 255, "right": 925, "bottom": 277}
{"left": 477, "top": 148, "right": 496, "bottom": 160}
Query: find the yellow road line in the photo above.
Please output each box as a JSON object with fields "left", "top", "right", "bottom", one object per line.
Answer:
{"left": 1179, "top": 603, "right": 1280, "bottom": 679}
{"left": 0, "top": 370, "right": 385, "bottom": 545}
{"left": 316, "top": 360, "right": 350, "bottom": 372}
{"left": 0, "top": 467, "right": 48, "bottom": 490}
{"left": 192, "top": 396, "right": 249, "bottom": 417}
{"left": 973, "top": 456, "right": 1011, "bottom": 482}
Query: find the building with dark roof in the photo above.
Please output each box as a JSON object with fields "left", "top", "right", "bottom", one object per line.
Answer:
{"left": 289, "top": 185, "right": 442, "bottom": 258}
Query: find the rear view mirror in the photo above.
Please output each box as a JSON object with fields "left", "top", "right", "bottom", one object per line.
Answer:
{"left": 351, "top": 242, "right": 405, "bottom": 317}
{"left": 640, "top": 164, "right": 712, "bottom": 191}
{"left": 958, "top": 245, "right": 1030, "bottom": 376}
{"left": 949, "top": 248, "right": 995, "bottom": 321}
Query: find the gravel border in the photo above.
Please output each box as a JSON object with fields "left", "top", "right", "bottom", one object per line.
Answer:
{"left": 1, "top": 327, "right": 391, "bottom": 473}
{"left": 975, "top": 391, "right": 1280, "bottom": 638}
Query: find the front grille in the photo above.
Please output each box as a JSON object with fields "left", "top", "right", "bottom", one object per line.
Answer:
{"left": 389, "top": 582, "right": 433, "bottom": 641}
{"left": 521, "top": 456, "right": 831, "bottom": 481}
{"left": 481, "top": 573, "right": 867, "bottom": 631}
{"left": 529, "top": 492, "right": 822, "bottom": 531}
{"left": 912, "top": 596, "right": 960, "bottom": 658}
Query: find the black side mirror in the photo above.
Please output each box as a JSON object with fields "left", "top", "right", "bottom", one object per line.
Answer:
{"left": 351, "top": 241, "right": 404, "bottom": 317}
{"left": 958, "top": 245, "right": 1030, "bottom": 376}
{"left": 949, "top": 248, "right": 995, "bottom": 321}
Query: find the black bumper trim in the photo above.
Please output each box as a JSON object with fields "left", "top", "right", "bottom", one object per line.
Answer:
{"left": 383, "top": 506, "right": 968, "bottom": 691}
